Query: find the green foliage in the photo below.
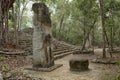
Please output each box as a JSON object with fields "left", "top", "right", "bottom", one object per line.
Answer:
{"left": 11, "top": 69, "right": 21, "bottom": 77}
{"left": 115, "top": 75, "right": 120, "bottom": 80}
{"left": 8, "top": 20, "right": 14, "bottom": 30}
{"left": 116, "top": 61, "right": 120, "bottom": 66}
{"left": 7, "top": 0, "right": 120, "bottom": 46}
{"left": 115, "top": 60, "right": 120, "bottom": 80}
{"left": 0, "top": 56, "right": 6, "bottom": 61}
{"left": 1, "top": 64, "right": 10, "bottom": 72}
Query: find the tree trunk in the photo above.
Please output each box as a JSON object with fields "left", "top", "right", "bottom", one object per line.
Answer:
{"left": 81, "top": 18, "right": 97, "bottom": 51}
{"left": 104, "top": 23, "right": 112, "bottom": 57}
{"left": 0, "top": 0, "right": 15, "bottom": 45}
{"left": 19, "top": 1, "right": 28, "bottom": 31}
{"left": 110, "top": 12, "right": 114, "bottom": 51}
{"left": 58, "top": 14, "right": 64, "bottom": 40}
{"left": 99, "top": 0, "right": 106, "bottom": 58}
{"left": 12, "top": 6, "right": 18, "bottom": 46}
{"left": 0, "top": 0, "right": 3, "bottom": 46}
{"left": 92, "top": 25, "right": 95, "bottom": 54}
{"left": 110, "top": 26, "right": 113, "bottom": 51}
{"left": 3, "top": 0, "right": 11, "bottom": 45}
{"left": 4, "top": 11, "right": 9, "bottom": 44}
{"left": 32, "top": 3, "right": 54, "bottom": 68}
{"left": 17, "top": 0, "right": 21, "bottom": 31}
{"left": 82, "top": 16, "right": 86, "bottom": 50}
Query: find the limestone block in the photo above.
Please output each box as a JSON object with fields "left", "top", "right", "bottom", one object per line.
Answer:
{"left": 69, "top": 59, "right": 89, "bottom": 71}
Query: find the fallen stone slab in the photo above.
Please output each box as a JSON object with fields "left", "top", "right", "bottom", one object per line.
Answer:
{"left": 0, "top": 51, "right": 25, "bottom": 55}
{"left": 91, "top": 58, "right": 117, "bottom": 64}
{"left": 25, "top": 64, "right": 63, "bottom": 72}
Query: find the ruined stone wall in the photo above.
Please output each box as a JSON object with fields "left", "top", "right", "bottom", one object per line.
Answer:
{"left": 18, "top": 28, "right": 33, "bottom": 54}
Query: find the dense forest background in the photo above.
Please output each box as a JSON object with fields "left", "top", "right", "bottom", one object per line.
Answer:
{"left": 0, "top": 0, "right": 120, "bottom": 80}
{"left": 0, "top": 0, "right": 120, "bottom": 49}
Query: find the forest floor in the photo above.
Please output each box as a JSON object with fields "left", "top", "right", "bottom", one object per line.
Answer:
{"left": 0, "top": 48, "right": 120, "bottom": 80}
{"left": 24, "top": 48, "right": 120, "bottom": 80}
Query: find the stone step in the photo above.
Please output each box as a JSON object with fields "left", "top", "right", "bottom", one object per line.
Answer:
{"left": 52, "top": 40, "right": 75, "bottom": 48}
{"left": 55, "top": 45, "right": 73, "bottom": 49}
{"left": 53, "top": 48, "right": 79, "bottom": 55}
{"left": 53, "top": 46, "right": 74, "bottom": 51}
{"left": 26, "top": 49, "right": 80, "bottom": 61}
{"left": 52, "top": 38, "right": 81, "bottom": 60}
{"left": 56, "top": 44, "right": 74, "bottom": 48}
{"left": 53, "top": 49, "right": 73, "bottom": 55}
{"left": 52, "top": 48, "right": 69, "bottom": 52}
{"left": 57, "top": 45, "right": 75, "bottom": 49}
{"left": 56, "top": 43, "right": 72, "bottom": 47}
{"left": 54, "top": 51, "right": 72, "bottom": 60}
{"left": 54, "top": 49, "right": 80, "bottom": 60}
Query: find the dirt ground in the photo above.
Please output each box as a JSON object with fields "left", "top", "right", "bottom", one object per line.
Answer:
{"left": 23, "top": 48, "right": 120, "bottom": 80}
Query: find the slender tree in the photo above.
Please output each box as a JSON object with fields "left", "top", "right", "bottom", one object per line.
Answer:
{"left": 0, "top": 0, "right": 3, "bottom": 46}
{"left": 0, "top": 0, "right": 15, "bottom": 45}
{"left": 99, "top": 0, "right": 106, "bottom": 58}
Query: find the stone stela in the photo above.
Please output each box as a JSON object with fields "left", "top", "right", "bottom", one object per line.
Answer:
{"left": 25, "top": 3, "right": 62, "bottom": 72}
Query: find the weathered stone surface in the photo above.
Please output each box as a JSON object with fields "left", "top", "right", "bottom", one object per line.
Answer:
{"left": 26, "top": 64, "right": 62, "bottom": 72}
{"left": 91, "top": 58, "right": 117, "bottom": 64}
{"left": 73, "top": 49, "right": 94, "bottom": 54}
{"left": 0, "top": 73, "right": 3, "bottom": 80}
{"left": 69, "top": 59, "right": 89, "bottom": 71}
{"left": 32, "top": 3, "right": 54, "bottom": 68}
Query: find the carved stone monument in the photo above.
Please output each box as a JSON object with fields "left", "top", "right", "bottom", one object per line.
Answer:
{"left": 31, "top": 3, "right": 62, "bottom": 71}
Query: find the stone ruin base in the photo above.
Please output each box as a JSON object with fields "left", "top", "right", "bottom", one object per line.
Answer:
{"left": 25, "top": 64, "right": 63, "bottom": 72}
{"left": 69, "top": 58, "right": 89, "bottom": 72}
{"left": 91, "top": 58, "right": 117, "bottom": 64}
{"left": 108, "top": 50, "right": 120, "bottom": 53}
{"left": 73, "top": 49, "right": 94, "bottom": 54}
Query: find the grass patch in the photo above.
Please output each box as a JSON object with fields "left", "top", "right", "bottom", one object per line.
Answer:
{"left": 0, "top": 55, "right": 6, "bottom": 61}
